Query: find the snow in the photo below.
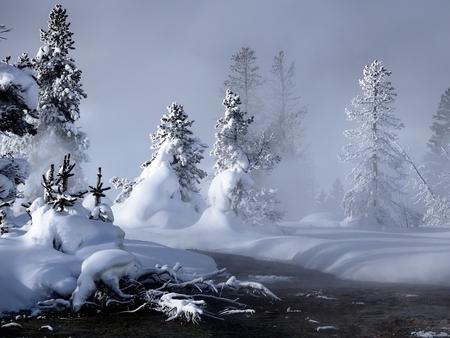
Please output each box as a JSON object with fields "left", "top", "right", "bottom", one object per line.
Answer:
{"left": 0, "top": 63, "right": 38, "bottom": 109}
{"left": 3, "top": 150, "right": 450, "bottom": 319}
{"left": 72, "top": 249, "right": 140, "bottom": 311}
{"left": 112, "top": 141, "right": 203, "bottom": 229}
{"left": 411, "top": 332, "right": 450, "bottom": 338}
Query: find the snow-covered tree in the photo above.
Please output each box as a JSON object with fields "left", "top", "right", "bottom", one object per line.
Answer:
{"left": 141, "top": 102, "right": 207, "bottom": 202}
{"left": 423, "top": 86, "right": 450, "bottom": 196}
{"left": 267, "top": 50, "right": 308, "bottom": 156}
{"left": 88, "top": 167, "right": 113, "bottom": 223}
{"left": 0, "top": 62, "right": 38, "bottom": 232}
{"left": 211, "top": 90, "right": 253, "bottom": 174}
{"left": 3, "top": 5, "right": 90, "bottom": 204}
{"left": 0, "top": 63, "right": 37, "bottom": 138}
{"left": 315, "top": 178, "right": 345, "bottom": 216}
{"left": 42, "top": 154, "right": 87, "bottom": 213}
{"left": 14, "top": 53, "right": 33, "bottom": 70}
{"left": 210, "top": 90, "right": 282, "bottom": 226}
{"left": 212, "top": 89, "right": 279, "bottom": 176}
{"left": 340, "top": 60, "right": 406, "bottom": 227}
{"left": 224, "top": 47, "right": 263, "bottom": 120}
{"left": 110, "top": 176, "right": 142, "bottom": 204}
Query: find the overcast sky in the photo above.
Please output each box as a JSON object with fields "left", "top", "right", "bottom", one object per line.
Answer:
{"left": 2, "top": 0, "right": 450, "bottom": 201}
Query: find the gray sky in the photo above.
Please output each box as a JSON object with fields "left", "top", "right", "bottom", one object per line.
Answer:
{"left": 2, "top": 0, "right": 450, "bottom": 201}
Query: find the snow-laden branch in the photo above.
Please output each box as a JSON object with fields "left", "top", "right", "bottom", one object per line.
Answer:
{"left": 218, "top": 276, "right": 281, "bottom": 301}
{"left": 35, "top": 251, "right": 279, "bottom": 325}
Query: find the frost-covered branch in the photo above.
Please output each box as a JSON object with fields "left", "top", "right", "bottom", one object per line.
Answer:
{"left": 56, "top": 257, "right": 279, "bottom": 324}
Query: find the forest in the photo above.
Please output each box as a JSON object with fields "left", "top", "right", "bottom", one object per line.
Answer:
{"left": 1, "top": 3, "right": 450, "bottom": 330}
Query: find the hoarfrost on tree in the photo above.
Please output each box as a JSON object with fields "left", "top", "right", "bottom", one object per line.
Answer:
{"left": 340, "top": 60, "right": 406, "bottom": 228}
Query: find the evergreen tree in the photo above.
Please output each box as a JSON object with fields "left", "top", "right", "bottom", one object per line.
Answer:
{"left": 211, "top": 89, "right": 253, "bottom": 174}
{"left": 14, "top": 53, "right": 33, "bottom": 69}
{"left": 211, "top": 89, "right": 282, "bottom": 225}
{"left": 211, "top": 89, "right": 279, "bottom": 176}
{"left": 43, "top": 154, "right": 87, "bottom": 212}
{"left": 224, "top": 47, "right": 262, "bottom": 119}
{"left": 3, "top": 5, "right": 90, "bottom": 202}
{"left": 340, "top": 60, "right": 406, "bottom": 227}
{"left": 141, "top": 102, "right": 207, "bottom": 202}
{"left": 0, "top": 63, "right": 37, "bottom": 137}
{"left": 424, "top": 86, "right": 450, "bottom": 195}
{"left": 110, "top": 176, "right": 142, "bottom": 204}
{"left": 34, "top": 4, "right": 89, "bottom": 158}
{"left": 329, "top": 177, "right": 344, "bottom": 205}
{"left": 315, "top": 189, "right": 329, "bottom": 212}
{"left": 267, "top": 50, "right": 307, "bottom": 156}
{"left": 0, "top": 62, "right": 37, "bottom": 232}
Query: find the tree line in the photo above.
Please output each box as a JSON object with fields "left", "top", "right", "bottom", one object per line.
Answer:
{"left": 1, "top": 5, "right": 450, "bottom": 229}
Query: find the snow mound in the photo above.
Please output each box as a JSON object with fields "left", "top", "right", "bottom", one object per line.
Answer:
{"left": 26, "top": 200, "right": 125, "bottom": 256}
{"left": 72, "top": 249, "right": 140, "bottom": 311}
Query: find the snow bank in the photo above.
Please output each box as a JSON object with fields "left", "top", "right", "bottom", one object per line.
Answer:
{"left": 123, "top": 215, "right": 450, "bottom": 287}
{"left": 72, "top": 249, "right": 140, "bottom": 311}
{"left": 208, "top": 166, "right": 253, "bottom": 213}
{"left": 0, "top": 200, "right": 216, "bottom": 315}
{"left": 25, "top": 200, "right": 124, "bottom": 256}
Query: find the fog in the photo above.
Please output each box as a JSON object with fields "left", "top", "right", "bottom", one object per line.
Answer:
{"left": 2, "top": 0, "right": 450, "bottom": 219}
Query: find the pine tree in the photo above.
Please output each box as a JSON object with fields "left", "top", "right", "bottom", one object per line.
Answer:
{"left": 211, "top": 90, "right": 282, "bottom": 225}
{"left": 424, "top": 87, "right": 450, "bottom": 195}
{"left": 0, "top": 63, "right": 37, "bottom": 137}
{"left": 224, "top": 47, "right": 262, "bottom": 119}
{"left": 211, "top": 89, "right": 254, "bottom": 174}
{"left": 340, "top": 60, "right": 406, "bottom": 227}
{"left": 142, "top": 102, "right": 207, "bottom": 202}
{"left": 88, "top": 167, "right": 113, "bottom": 222}
{"left": 34, "top": 4, "right": 89, "bottom": 158}
{"left": 14, "top": 53, "right": 33, "bottom": 69}
{"left": 212, "top": 89, "right": 280, "bottom": 176}
{"left": 267, "top": 50, "right": 307, "bottom": 156}
{"left": 110, "top": 176, "right": 142, "bottom": 204}
{"left": 0, "top": 62, "right": 37, "bottom": 231}
{"left": 43, "top": 154, "right": 87, "bottom": 212}
{"left": 3, "top": 5, "right": 90, "bottom": 202}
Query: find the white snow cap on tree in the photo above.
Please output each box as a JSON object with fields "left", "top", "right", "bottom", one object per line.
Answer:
{"left": 142, "top": 102, "right": 207, "bottom": 202}
{"left": 209, "top": 90, "right": 283, "bottom": 226}
{"left": 0, "top": 62, "right": 38, "bottom": 110}
{"left": 211, "top": 89, "right": 253, "bottom": 174}
{"left": 3, "top": 4, "right": 90, "bottom": 204}
{"left": 340, "top": 60, "right": 406, "bottom": 228}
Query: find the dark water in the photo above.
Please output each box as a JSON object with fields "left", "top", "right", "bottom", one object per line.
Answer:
{"left": 2, "top": 251, "right": 450, "bottom": 337}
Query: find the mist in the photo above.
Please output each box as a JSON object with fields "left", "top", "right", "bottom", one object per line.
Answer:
{"left": 2, "top": 0, "right": 450, "bottom": 219}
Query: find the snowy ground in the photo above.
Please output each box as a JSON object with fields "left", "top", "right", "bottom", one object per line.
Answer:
{"left": 122, "top": 212, "right": 450, "bottom": 287}
{"left": 2, "top": 200, "right": 450, "bottom": 317}
{"left": 2, "top": 144, "right": 450, "bottom": 317}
